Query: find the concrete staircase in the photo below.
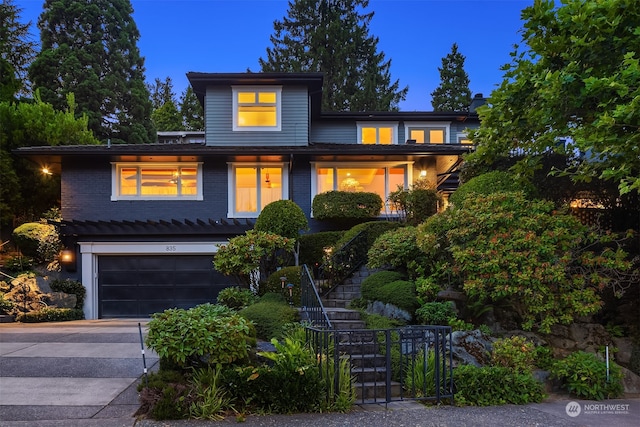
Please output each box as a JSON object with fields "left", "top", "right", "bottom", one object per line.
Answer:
{"left": 318, "top": 265, "right": 401, "bottom": 402}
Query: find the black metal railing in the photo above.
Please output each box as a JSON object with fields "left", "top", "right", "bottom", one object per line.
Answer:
{"left": 300, "top": 264, "right": 332, "bottom": 329}
{"left": 304, "top": 325, "right": 454, "bottom": 406}
{"left": 317, "top": 230, "right": 369, "bottom": 294}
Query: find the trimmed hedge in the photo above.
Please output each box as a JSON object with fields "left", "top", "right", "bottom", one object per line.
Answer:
{"left": 17, "top": 307, "right": 84, "bottom": 322}
{"left": 450, "top": 171, "right": 535, "bottom": 206}
{"left": 262, "top": 266, "right": 302, "bottom": 305}
{"left": 12, "top": 222, "right": 60, "bottom": 262}
{"left": 298, "top": 231, "right": 344, "bottom": 267}
{"left": 333, "top": 221, "right": 402, "bottom": 252}
{"left": 238, "top": 297, "right": 298, "bottom": 340}
{"left": 454, "top": 365, "right": 546, "bottom": 406}
{"left": 312, "top": 191, "right": 382, "bottom": 220}
{"left": 361, "top": 270, "right": 405, "bottom": 301}
{"left": 254, "top": 200, "right": 309, "bottom": 239}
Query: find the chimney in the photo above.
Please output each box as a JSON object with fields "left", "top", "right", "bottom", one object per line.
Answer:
{"left": 469, "top": 93, "right": 486, "bottom": 113}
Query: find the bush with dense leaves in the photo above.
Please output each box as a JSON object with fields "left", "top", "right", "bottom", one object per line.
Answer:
{"left": 454, "top": 365, "right": 545, "bottom": 406}
{"left": 298, "top": 231, "right": 344, "bottom": 267}
{"left": 333, "top": 221, "right": 401, "bottom": 251}
{"left": 491, "top": 336, "right": 536, "bottom": 373}
{"left": 50, "top": 278, "right": 85, "bottom": 309}
{"left": 415, "top": 301, "right": 456, "bottom": 325}
{"left": 254, "top": 200, "right": 309, "bottom": 239}
{"left": 17, "top": 307, "right": 84, "bottom": 322}
{"left": 449, "top": 171, "right": 535, "bottom": 206}
{"left": 360, "top": 271, "right": 405, "bottom": 302}
{"left": 216, "top": 286, "right": 256, "bottom": 310}
{"left": 550, "top": 351, "right": 623, "bottom": 400}
{"left": 261, "top": 266, "right": 302, "bottom": 305}
{"left": 238, "top": 296, "right": 298, "bottom": 340}
{"left": 388, "top": 181, "right": 441, "bottom": 225}
{"left": 146, "top": 304, "right": 254, "bottom": 369}
{"left": 367, "top": 226, "right": 427, "bottom": 279}
{"left": 12, "top": 222, "right": 61, "bottom": 263}
{"left": 312, "top": 191, "right": 382, "bottom": 221}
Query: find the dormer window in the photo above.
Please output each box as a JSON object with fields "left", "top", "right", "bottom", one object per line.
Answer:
{"left": 232, "top": 86, "right": 282, "bottom": 131}
{"left": 405, "top": 122, "right": 451, "bottom": 144}
{"left": 357, "top": 122, "right": 398, "bottom": 144}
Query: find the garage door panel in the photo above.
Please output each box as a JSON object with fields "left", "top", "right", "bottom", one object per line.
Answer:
{"left": 98, "top": 255, "right": 233, "bottom": 318}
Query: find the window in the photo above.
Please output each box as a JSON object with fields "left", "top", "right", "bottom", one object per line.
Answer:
{"left": 228, "top": 163, "right": 289, "bottom": 217}
{"left": 312, "top": 162, "right": 409, "bottom": 216}
{"left": 457, "top": 133, "right": 473, "bottom": 145}
{"left": 405, "top": 122, "right": 450, "bottom": 144}
{"left": 112, "top": 163, "right": 203, "bottom": 200}
{"left": 232, "top": 86, "right": 282, "bottom": 131}
{"left": 357, "top": 122, "right": 398, "bottom": 144}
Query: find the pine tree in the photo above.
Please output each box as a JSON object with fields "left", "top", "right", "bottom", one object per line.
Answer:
{"left": 148, "top": 77, "right": 183, "bottom": 131}
{"left": 0, "top": 0, "right": 37, "bottom": 98}
{"left": 28, "top": 0, "right": 155, "bottom": 144}
{"left": 180, "top": 86, "right": 204, "bottom": 131}
{"left": 259, "top": 0, "right": 407, "bottom": 112}
{"left": 430, "top": 43, "right": 472, "bottom": 112}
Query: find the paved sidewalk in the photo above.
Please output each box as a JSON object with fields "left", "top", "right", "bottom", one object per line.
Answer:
{"left": 1, "top": 320, "right": 639, "bottom": 427}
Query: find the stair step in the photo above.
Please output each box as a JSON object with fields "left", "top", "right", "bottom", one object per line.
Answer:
{"left": 321, "top": 299, "right": 351, "bottom": 309}
{"left": 354, "top": 381, "right": 402, "bottom": 400}
{"left": 348, "top": 353, "right": 386, "bottom": 368}
{"left": 325, "top": 308, "right": 362, "bottom": 321}
{"left": 329, "top": 320, "right": 367, "bottom": 330}
{"left": 350, "top": 366, "right": 388, "bottom": 383}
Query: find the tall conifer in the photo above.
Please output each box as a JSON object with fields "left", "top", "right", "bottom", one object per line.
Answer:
{"left": 430, "top": 43, "right": 472, "bottom": 112}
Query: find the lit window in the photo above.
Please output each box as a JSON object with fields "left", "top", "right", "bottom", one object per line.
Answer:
{"left": 313, "top": 163, "right": 408, "bottom": 216}
{"left": 457, "top": 133, "right": 473, "bottom": 144}
{"left": 112, "top": 163, "right": 202, "bottom": 200}
{"left": 405, "top": 123, "right": 450, "bottom": 144}
{"left": 229, "top": 163, "right": 288, "bottom": 217}
{"left": 357, "top": 122, "right": 398, "bottom": 144}
{"left": 233, "top": 86, "right": 282, "bottom": 131}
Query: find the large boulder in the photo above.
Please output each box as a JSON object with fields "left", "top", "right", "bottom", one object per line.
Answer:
{"left": 449, "top": 330, "right": 493, "bottom": 367}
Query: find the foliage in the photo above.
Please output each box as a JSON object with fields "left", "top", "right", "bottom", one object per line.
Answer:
{"left": 3, "top": 255, "right": 33, "bottom": 273}
{"left": 312, "top": 191, "right": 383, "bottom": 221}
{"left": 453, "top": 365, "right": 545, "bottom": 406}
{"left": 466, "top": 0, "right": 640, "bottom": 195}
{"left": 550, "top": 351, "right": 624, "bottom": 400}
{"left": 254, "top": 200, "right": 309, "bottom": 239}
{"left": 450, "top": 171, "right": 535, "bottom": 206}
{"left": 367, "top": 226, "right": 427, "bottom": 279}
{"left": 362, "top": 279, "right": 418, "bottom": 316}
{"left": 259, "top": 0, "right": 407, "bottom": 112}
{"left": 216, "top": 286, "right": 257, "bottom": 311}
{"left": 49, "top": 278, "right": 85, "bottom": 309}
{"left": 214, "top": 230, "right": 294, "bottom": 286}
{"left": 360, "top": 270, "right": 405, "bottom": 302}
{"left": 298, "top": 231, "right": 344, "bottom": 267}
{"left": 16, "top": 307, "right": 84, "bottom": 322}
{"left": 415, "top": 301, "right": 456, "bottom": 326}
{"left": 387, "top": 178, "right": 441, "bottom": 226}
{"left": 179, "top": 86, "right": 204, "bottom": 131}
{"left": 262, "top": 266, "right": 302, "bottom": 305}
{"left": 0, "top": 293, "right": 14, "bottom": 314}
{"left": 187, "top": 365, "right": 232, "bottom": 420}
{"left": 145, "top": 304, "right": 253, "bottom": 369}
{"left": 0, "top": 0, "right": 37, "bottom": 98}
{"left": 238, "top": 298, "right": 298, "bottom": 340}
{"left": 491, "top": 336, "right": 536, "bottom": 373}
{"left": 29, "top": 0, "right": 155, "bottom": 143}
{"left": 332, "top": 220, "right": 401, "bottom": 250}
{"left": 416, "top": 192, "right": 634, "bottom": 333}
{"left": 431, "top": 43, "right": 472, "bottom": 112}
{"left": 360, "top": 311, "right": 405, "bottom": 329}
{"left": 148, "top": 77, "right": 183, "bottom": 132}
{"left": 12, "top": 222, "right": 61, "bottom": 263}
{"left": 534, "top": 346, "right": 555, "bottom": 371}
{"left": 404, "top": 350, "right": 448, "bottom": 397}
{"left": 136, "top": 370, "right": 189, "bottom": 420}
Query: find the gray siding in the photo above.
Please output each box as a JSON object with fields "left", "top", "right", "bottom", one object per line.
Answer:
{"left": 310, "top": 121, "right": 356, "bottom": 143}
{"left": 205, "top": 86, "right": 309, "bottom": 146}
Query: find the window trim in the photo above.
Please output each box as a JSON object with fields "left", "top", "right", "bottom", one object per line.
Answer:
{"left": 457, "top": 132, "right": 473, "bottom": 145}
{"left": 227, "top": 162, "right": 289, "bottom": 218}
{"left": 310, "top": 161, "right": 413, "bottom": 217}
{"left": 356, "top": 122, "right": 399, "bottom": 145}
{"left": 404, "top": 122, "right": 451, "bottom": 144}
{"left": 111, "top": 162, "right": 203, "bottom": 201}
{"left": 232, "top": 86, "right": 282, "bottom": 132}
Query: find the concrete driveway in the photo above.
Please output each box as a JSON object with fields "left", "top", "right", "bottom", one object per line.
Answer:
{"left": 0, "top": 319, "right": 158, "bottom": 427}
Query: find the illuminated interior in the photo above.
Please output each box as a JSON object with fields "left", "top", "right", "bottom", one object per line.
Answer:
{"left": 119, "top": 165, "right": 198, "bottom": 197}
{"left": 237, "top": 90, "right": 277, "bottom": 127}
{"left": 409, "top": 128, "right": 445, "bottom": 144}
{"left": 361, "top": 127, "right": 393, "bottom": 144}
{"left": 234, "top": 166, "right": 282, "bottom": 213}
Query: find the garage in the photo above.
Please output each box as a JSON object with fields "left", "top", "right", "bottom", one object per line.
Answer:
{"left": 98, "top": 255, "right": 234, "bottom": 318}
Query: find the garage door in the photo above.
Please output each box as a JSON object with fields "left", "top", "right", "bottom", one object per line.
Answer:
{"left": 98, "top": 255, "right": 234, "bottom": 318}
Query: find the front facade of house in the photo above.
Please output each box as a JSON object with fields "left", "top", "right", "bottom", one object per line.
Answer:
{"left": 18, "top": 73, "right": 481, "bottom": 319}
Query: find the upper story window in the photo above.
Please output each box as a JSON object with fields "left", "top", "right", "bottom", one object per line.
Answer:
{"left": 357, "top": 122, "right": 398, "bottom": 144}
{"left": 405, "top": 122, "right": 450, "bottom": 144}
{"left": 112, "top": 163, "right": 203, "bottom": 201}
{"left": 232, "top": 86, "right": 282, "bottom": 131}
{"left": 228, "top": 162, "right": 289, "bottom": 218}
{"left": 457, "top": 133, "right": 473, "bottom": 145}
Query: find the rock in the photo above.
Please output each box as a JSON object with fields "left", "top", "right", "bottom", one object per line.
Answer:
{"left": 621, "top": 366, "right": 640, "bottom": 394}
{"left": 43, "top": 292, "right": 76, "bottom": 309}
{"left": 366, "top": 301, "right": 411, "bottom": 322}
{"left": 612, "top": 337, "right": 634, "bottom": 366}
{"left": 449, "top": 330, "right": 493, "bottom": 367}
{"left": 437, "top": 289, "right": 467, "bottom": 302}
{"left": 545, "top": 322, "right": 612, "bottom": 355}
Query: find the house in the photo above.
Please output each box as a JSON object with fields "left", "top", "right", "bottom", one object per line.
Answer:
{"left": 17, "top": 72, "right": 481, "bottom": 319}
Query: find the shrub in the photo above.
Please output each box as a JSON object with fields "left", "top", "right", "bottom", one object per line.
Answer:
{"left": 254, "top": 200, "right": 309, "bottom": 239}
{"left": 136, "top": 370, "right": 189, "bottom": 420}
{"left": 367, "top": 226, "right": 427, "bottom": 279}
{"left": 333, "top": 221, "right": 401, "bottom": 251}
{"left": 0, "top": 294, "right": 14, "bottom": 314}
{"left": 4, "top": 255, "right": 33, "bottom": 273}
{"left": 261, "top": 266, "right": 302, "bottom": 306}
{"left": 449, "top": 171, "right": 535, "bottom": 206}
{"left": 16, "top": 307, "right": 84, "bottom": 322}
{"left": 12, "top": 222, "right": 61, "bottom": 263}
{"left": 415, "top": 301, "right": 456, "bottom": 325}
{"left": 239, "top": 299, "right": 298, "bottom": 340}
{"left": 216, "top": 286, "right": 256, "bottom": 310}
{"left": 298, "top": 231, "right": 344, "bottom": 267}
{"left": 374, "top": 280, "right": 419, "bottom": 315}
{"left": 454, "top": 365, "right": 545, "bottom": 406}
{"left": 404, "top": 350, "right": 448, "bottom": 397}
{"left": 187, "top": 365, "right": 232, "bottom": 420}
{"left": 145, "top": 303, "right": 254, "bottom": 369}
{"left": 360, "top": 270, "right": 405, "bottom": 302}
{"left": 312, "top": 191, "right": 382, "bottom": 220}
{"left": 50, "top": 278, "right": 85, "bottom": 309}
{"left": 550, "top": 351, "right": 624, "bottom": 400}
{"left": 491, "top": 336, "right": 536, "bottom": 373}
{"left": 389, "top": 182, "right": 441, "bottom": 225}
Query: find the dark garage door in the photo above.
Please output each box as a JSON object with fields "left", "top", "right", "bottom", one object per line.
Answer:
{"left": 98, "top": 255, "right": 234, "bottom": 318}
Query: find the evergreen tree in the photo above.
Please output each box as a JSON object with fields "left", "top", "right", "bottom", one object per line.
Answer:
{"left": 259, "top": 0, "right": 407, "bottom": 112}
{"left": 28, "top": 0, "right": 155, "bottom": 144}
{"left": 148, "top": 77, "right": 183, "bottom": 131}
{"left": 430, "top": 43, "right": 472, "bottom": 112}
{"left": 0, "top": 0, "right": 37, "bottom": 97}
{"left": 180, "top": 86, "right": 204, "bottom": 131}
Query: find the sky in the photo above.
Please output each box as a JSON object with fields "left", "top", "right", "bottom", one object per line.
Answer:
{"left": 16, "top": 0, "right": 532, "bottom": 111}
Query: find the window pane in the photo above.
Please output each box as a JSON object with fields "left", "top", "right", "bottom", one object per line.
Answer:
{"left": 140, "top": 168, "right": 178, "bottom": 196}
{"left": 258, "top": 92, "right": 276, "bottom": 103}
{"left": 429, "top": 129, "right": 444, "bottom": 143}
{"left": 317, "top": 168, "right": 334, "bottom": 193}
{"left": 235, "top": 167, "right": 257, "bottom": 212}
{"left": 238, "top": 92, "right": 255, "bottom": 103}
{"left": 379, "top": 127, "right": 393, "bottom": 144}
{"left": 410, "top": 129, "right": 425, "bottom": 143}
{"left": 361, "top": 127, "right": 377, "bottom": 144}
{"left": 238, "top": 106, "right": 277, "bottom": 127}
{"left": 120, "top": 168, "right": 138, "bottom": 195}
{"left": 260, "top": 167, "right": 281, "bottom": 210}
{"left": 180, "top": 168, "right": 197, "bottom": 196}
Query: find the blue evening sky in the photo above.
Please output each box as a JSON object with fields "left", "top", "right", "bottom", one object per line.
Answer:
{"left": 17, "top": 0, "right": 532, "bottom": 111}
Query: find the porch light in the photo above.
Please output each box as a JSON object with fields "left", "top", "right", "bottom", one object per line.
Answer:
{"left": 42, "top": 167, "right": 52, "bottom": 175}
{"left": 60, "top": 248, "right": 77, "bottom": 272}
{"left": 420, "top": 170, "right": 427, "bottom": 178}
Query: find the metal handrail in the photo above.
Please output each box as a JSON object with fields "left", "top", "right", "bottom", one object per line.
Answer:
{"left": 317, "top": 230, "right": 369, "bottom": 294}
{"left": 300, "top": 264, "right": 332, "bottom": 329}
